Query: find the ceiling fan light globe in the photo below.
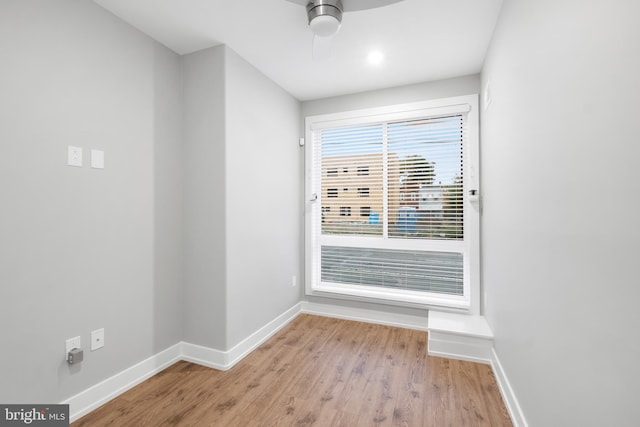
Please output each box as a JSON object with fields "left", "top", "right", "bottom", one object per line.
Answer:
{"left": 310, "top": 15, "right": 341, "bottom": 37}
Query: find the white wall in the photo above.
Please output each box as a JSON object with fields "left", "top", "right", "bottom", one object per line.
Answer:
{"left": 182, "top": 46, "right": 228, "bottom": 349}
{"left": 225, "top": 48, "right": 302, "bottom": 348}
{"left": 0, "top": 0, "right": 183, "bottom": 403}
{"left": 481, "top": 0, "right": 640, "bottom": 425}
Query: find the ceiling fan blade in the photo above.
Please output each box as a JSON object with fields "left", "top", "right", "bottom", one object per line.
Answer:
{"left": 284, "top": 0, "right": 406, "bottom": 13}
{"left": 284, "top": 0, "right": 309, "bottom": 6}
{"left": 341, "top": 0, "right": 406, "bottom": 12}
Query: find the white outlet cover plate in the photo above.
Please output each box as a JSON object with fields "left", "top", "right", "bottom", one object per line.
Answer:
{"left": 67, "top": 146, "right": 83, "bottom": 167}
{"left": 91, "top": 328, "right": 104, "bottom": 351}
{"left": 65, "top": 336, "right": 81, "bottom": 360}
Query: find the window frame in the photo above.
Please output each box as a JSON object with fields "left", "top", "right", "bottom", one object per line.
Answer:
{"left": 304, "top": 95, "right": 480, "bottom": 313}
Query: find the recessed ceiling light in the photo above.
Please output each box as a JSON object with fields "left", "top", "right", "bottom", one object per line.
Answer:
{"left": 368, "top": 51, "right": 384, "bottom": 65}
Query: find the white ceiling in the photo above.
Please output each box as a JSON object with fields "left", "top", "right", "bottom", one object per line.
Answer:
{"left": 93, "top": 0, "right": 503, "bottom": 101}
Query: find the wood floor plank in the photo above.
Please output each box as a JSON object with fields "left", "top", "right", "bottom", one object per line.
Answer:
{"left": 392, "top": 329, "right": 427, "bottom": 427}
{"left": 73, "top": 314, "right": 512, "bottom": 427}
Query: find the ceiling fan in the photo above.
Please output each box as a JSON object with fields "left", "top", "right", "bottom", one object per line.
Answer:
{"left": 286, "top": 0, "right": 406, "bottom": 37}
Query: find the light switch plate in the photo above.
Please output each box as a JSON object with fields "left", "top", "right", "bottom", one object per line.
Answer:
{"left": 67, "top": 146, "right": 83, "bottom": 167}
{"left": 91, "top": 150, "right": 104, "bottom": 169}
{"left": 91, "top": 328, "right": 104, "bottom": 351}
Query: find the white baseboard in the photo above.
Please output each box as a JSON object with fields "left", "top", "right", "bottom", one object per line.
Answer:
{"left": 300, "top": 301, "right": 428, "bottom": 331}
{"left": 225, "top": 303, "right": 302, "bottom": 368}
{"left": 64, "top": 343, "right": 182, "bottom": 422}
{"left": 180, "top": 342, "right": 227, "bottom": 371}
{"left": 181, "top": 303, "right": 303, "bottom": 371}
{"left": 490, "top": 348, "right": 528, "bottom": 427}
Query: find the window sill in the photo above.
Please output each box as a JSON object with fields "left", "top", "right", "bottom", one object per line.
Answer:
{"left": 428, "top": 310, "right": 493, "bottom": 339}
{"left": 309, "top": 283, "right": 471, "bottom": 312}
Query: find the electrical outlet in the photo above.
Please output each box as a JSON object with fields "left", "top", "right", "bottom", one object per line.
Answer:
{"left": 91, "top": 328, "right": 104, "bottom": 351}
{"left": 65, "top": 336, "right": 81, "bottom": 361}
{"left": 67, "top": 146, "right": 83, "bottom": 167}
{"left": 292, "top": 275, "right": 297, "bottom": 287}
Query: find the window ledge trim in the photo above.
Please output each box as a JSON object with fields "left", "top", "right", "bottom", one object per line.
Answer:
{"left": 311, "top": 282, "right": 471, "bottom": 311}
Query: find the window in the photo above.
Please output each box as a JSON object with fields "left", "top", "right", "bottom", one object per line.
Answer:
{"left": 327, "top": 188, "right": 338, "bottom": 198}
{"left": 305, "top": 95, "right": 480, "bottom": 310}
{"left": 340, "top": 207, "right": 351, "bottom": 217}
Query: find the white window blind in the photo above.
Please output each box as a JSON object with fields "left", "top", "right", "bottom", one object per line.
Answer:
{"left": 306, "top": 96, "right": 479, "bottom": 310}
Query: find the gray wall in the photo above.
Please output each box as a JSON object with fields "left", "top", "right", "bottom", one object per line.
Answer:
{"left": 302, "top": 75, "right": 480, "bottom": 117}
{"left": 182, "top": 46, "right": 228, "bottom": 349}
{"left": 300, "top": 74, "right": 479, "bottom": 316}
{"left": 0, "top": 0, "right": 183, "bottom": 403}
{"left": 225, "top": 48, "right": 302, "bottom": 348}
{"left": 481, "top": 0, "right": 640, "bottom": 425}
{"left": 153, "top": 37, "right": 185, "bottom": 356}
{"left": 181, "top": 46, "right": 302, "bottom": 350}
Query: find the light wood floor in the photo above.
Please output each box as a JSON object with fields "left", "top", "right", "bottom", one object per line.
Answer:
{"left": 73, "top": 314, "right": 512, "bottom": 426}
